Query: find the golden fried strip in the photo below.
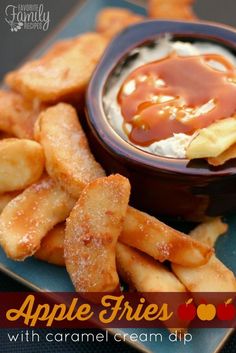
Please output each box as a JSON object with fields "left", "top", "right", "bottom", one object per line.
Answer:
{"left": 119, "top": 207, "right": 212, "bottom": 267}
{"left": 35, "top": 223, "right": 65, "bottom": 266}
{"left": 0, "top": 177, "right": 75, "bottom": 260}
{"left": 36, "top": 103, "right": 105, "bottom": 198}
{"left": 148, "top": 0, "right": 196, "bottom": 20}
{"left": 65, "top": 174, "right": 130, "bottom": 292}
{"left": 172, "top": 220, "right": 236, "bottom": 292}
{"left": 96, "top": 8, "right": 144, "bottom": 39}
{"left": 186, "top": 117, "right": 236, "bottom": 159}
{"left": 208, "top": 143, "right": 236, "bottom": 166}
{"left": 189, "top": 217, "right": 228, "bottom": 247}
{"left": 116, "top": 242, "right": 186, "bottom": 292}
{"left": 0, "top": 138, "right": 44, "bottom": 193}
{"left": 37, "top": 102, "right": 211, "bottom": 267}
{"left": 5, "top": 33, "right": 108, "bottom": 103}
{"left": 0, "top": 192, "right": 19, "bottom": 214}
{"left": 172, "top": 256, "right": 236, "bottom": 292}
{"left": 0, "top": 90, "right": 41, "bottom": 139}
{"left": 31, "top": 207, "right": 212, "bottom": 265}
{"left": 116, "top": 243, "right": 188, "bottom": 335}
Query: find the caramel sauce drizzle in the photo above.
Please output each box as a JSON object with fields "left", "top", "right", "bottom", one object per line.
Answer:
{"left": 118, "top": 53, "right": 236, "bottom": 146}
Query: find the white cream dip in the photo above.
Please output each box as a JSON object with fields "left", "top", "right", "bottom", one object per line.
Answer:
{"left": 103, "top": 36, "right": 236, "bottom": 158}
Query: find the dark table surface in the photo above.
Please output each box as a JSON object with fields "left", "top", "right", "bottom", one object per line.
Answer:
{"left": 0, "top": 0, "right": 235, "bottom": 352}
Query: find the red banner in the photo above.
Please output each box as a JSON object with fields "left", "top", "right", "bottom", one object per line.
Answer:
{"left": 1, "top": 292, "right": 236, "bottom": 329}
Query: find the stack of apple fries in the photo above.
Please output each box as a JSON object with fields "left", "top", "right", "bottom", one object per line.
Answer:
{"left": 1, "top": 98, "right": 235, "bottom": 294}
{"left": 0, "top": 1, "right": 235, "bottom": 334}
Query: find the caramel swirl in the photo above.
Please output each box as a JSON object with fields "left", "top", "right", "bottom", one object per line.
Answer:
{"left": 118, "top": 53, "right": 236, "bottom": 146}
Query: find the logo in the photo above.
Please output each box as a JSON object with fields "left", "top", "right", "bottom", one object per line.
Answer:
{"left": 5, "top": 4, "right": 50, "bottom": 32}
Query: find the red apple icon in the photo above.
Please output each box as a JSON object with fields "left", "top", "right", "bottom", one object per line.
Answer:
{"left": 178, "top": 298, "right": 196, "bottom": 321}
{"left": 217, "top": 299, "right": 236, "bottom": 321}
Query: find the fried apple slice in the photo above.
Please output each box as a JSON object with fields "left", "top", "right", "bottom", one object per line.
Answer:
{"left": 96, "top": 8, "right": 144, "bottom": 39}
{"left": 0, "top": 138, "right": 44, "bottom": 193}
{"left": 65, "top": 174, "right": 130, "bottom": 292}
{"left": 5, "top": 33, "right": 108, "bottom": 103}
{"left": 0, "top": 90, "right": 41, "bottom": 139}
{"left": 116, "top": 242, "right": 186, "bottom": 292}
{"left": 0, "top": 177, "right": 75, "bottom": 260}
{"left": 189, "top": 217, "right": 228, "bottom": 247}
{"left": 35, "top": 223, "right": 65, "bottom": 266}
{"left": 148, "top": 0, "right": 196, "bottom": 20}
{"left": 186, "top": 117, "right": 236, "bottom": 159}
{"left": 0, "top": 192, "right": 19, "bottom": 214}
{"left": 208, "top": 143, "right": 236, "bottom": 166}
{"left": 172, "top": 219, "right": 236, "bottom": 292}
{"left": 36, "top": 103, "right": 105, "bottom": 198}
{"left": 116, "top": 243, "right": 188, "bottom": 335}
{"left": 119, "top": 207, "right": 212, "bottom": 267}
{"left": 172, "top": 256, "right": 236, "bottom": 292}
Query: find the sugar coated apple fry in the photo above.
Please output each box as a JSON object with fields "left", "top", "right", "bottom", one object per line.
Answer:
{"left": 116, "top": 243, "right": 188, "bottom": 335}
{"left": 5, "top": 33, "right": 108, "bottom": 103}
{"left": 0, "top": 90, "right": 41, "bottom": 139}
{"left": 0, "top": 177, "right": 75, "bottom": 260}
{"left": 172, "top": 256, "right": 236, "bottom": 292}
{"left": 172, "top": 219, "right": 236, "bottom": 292}
{"left": 96, "top": 8, "right": 144, "bottom": 39}
{"left": 148, "top": 0, "right": 196, "bottom": 20}
{"left": 186, "top": 117, "right": 236, "bottom": 159}
{"left": 0, "top": 138, "right": 44, "bottom": 193}
{"left": 35, "top": 223, "right": 65, "bottom": 266}
{"left": 36, "top": 103, "right": 105, "bottom": 198}
{"left": 116, "top": 242, "right": 186, "bottom": 292}
{"left": 119, "top": 207, "right": 212, "bottom": 267}
{"left": 65, "top": 174, "right": 130, "bottom": 292}
{"left": 189, "top": 217, "right": 228, "bottom": 247}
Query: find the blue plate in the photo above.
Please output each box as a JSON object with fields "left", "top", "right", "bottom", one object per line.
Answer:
{"left": 0, "top": 1, "right": 235, "bottom": 352}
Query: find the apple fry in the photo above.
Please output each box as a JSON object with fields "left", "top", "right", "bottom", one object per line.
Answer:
{"left": 186, "top": 117, "right": 236, "bottom": 159}
{"left": 116, "top": 242, "right": 186, "bottom": 292}
{"left": 172, "top": 256, "right": 236, "bottom": 292}
{"left": 0, "top": 90, "right": 41, "bottom": 139}
{"left": 36, "top": 103, "right": 105, "bottom": 198}
{"left": 35, "top": 223, "right": 65, "bottom": 266}
{"left": 65, "top": 174, "right": 130, "bottom": 292}
{"left": 172, "top": 220, "right": 236, "bottom": 292}
{"left": 116, "top": 243, "right": 188, "bottom": 335}
{"left": 148, "top": 0, "right": 196, "bottom": 20}
{"left": 96, "top": 8, "right": 144, "bottom": 39}
{"left": 0, "top": 138, "right": 44, "bottom": 193}
{"left": 119, "top": 207, "right": 212, "bottom": 267}
{"left": 189, "top": 217, "right": 228, "bottom": 247}
{"left": 208, "top": 143, "right": 236, "bottom": 166}
{"left": 5, "top": 33, "right": 108, "bottom": 103}
{"left": 0, "top": 177, "right": 75, "bottom": 260}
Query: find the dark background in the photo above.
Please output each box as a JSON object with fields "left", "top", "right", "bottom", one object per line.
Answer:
{"left": 0, "top": 0, "right": 236, "bottom": 79}
{"left": 0, "top": 0, "right": 235, "bottom": 352}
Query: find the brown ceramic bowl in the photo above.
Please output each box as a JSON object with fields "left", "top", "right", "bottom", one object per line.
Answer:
{"left": 86, "top": 20, "right": 236, "bottom": 221}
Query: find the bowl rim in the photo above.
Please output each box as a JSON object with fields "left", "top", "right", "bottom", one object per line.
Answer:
{"left": 86, "top": 20, "right": 236, "bottom": 177}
